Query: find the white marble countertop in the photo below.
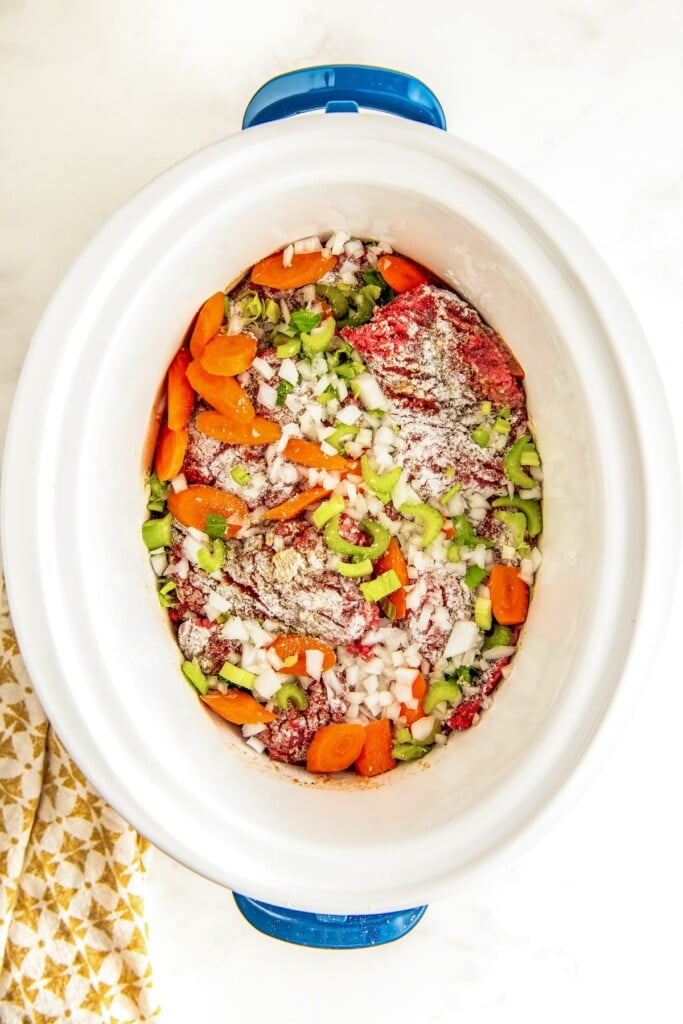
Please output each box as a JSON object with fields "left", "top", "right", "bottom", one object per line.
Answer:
{"left": 2, "top": 1, "right": 682, "bottom": 1020}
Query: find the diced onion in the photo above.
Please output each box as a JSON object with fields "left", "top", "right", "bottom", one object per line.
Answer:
{"left": 222, "top": 617, "right": 250, "bottom": 643}
{"left": 282, "top": 244, "right": 294, "bottom": 267}
{"left": 253, "top": 667, "right": 282, "bottom": 699}
{"left": 257, "top": 382, "right": 278, "bottom": 409}
{"left": 411, "top": 716, "right": 436, "bottom": 742}
{"left": 482, "top": 645, "right": 517, "bottom": 662}
{"left": 305, "top": 649, "right": 324, "bottom": 680}
{"left": 246, "top": 737, "right": 266, "bottom": 754}
{"left": 337, "top": 404, "right": 362, "bottom": 425}
{"left": 278, "top": 358, "right": 299, "bottom": 385}
{"left": 170, "top": 473, "right": 188, "bottom": 493}
{"left": 252, "top": 356, "right": 275, "bottom": 380}
{"left": 242, "top": 723, "right": 266, "bottom": 738}
{"left": 151, "top": 552, "right": 167, "bottom": 576}
{"left": 443, "top": 620, "right": 481, "bottom": 659}
{"left": 353, "top": 372, "right": 389, "bottom": 412}
{"left": 293, "top": 235, "right": 322, "bottom": 254}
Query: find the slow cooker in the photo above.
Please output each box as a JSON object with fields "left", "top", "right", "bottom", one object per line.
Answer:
{"left": 2, "top": 66, "right": 679, "bottom": 948}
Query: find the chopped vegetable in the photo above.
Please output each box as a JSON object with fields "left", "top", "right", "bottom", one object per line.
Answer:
{"left": 261, "top": 486, "right": 331, "bottom": 521}
{"left": 503, "top": 435, "right": 536, "bottom": 488}
{"left": 361, "top": 268, "right": 395, "bottom": 306}
{"left": 197, "top": 538, "right": 226, "bottom": 573}
{"left": 463, "top": 565, "right": 488, "bottom": 589}
{"left": 201, "top": 690, "right": 276, "bottom": 725}
{"left": 283, "top": 437, "right": 356, "bottom": 473}
{"left": 399, "top": 503, "right": 445, "bottom": 548}
{"left": 236, "top": 290, "right": 263, "bottom": 322}
{"left": 441, "top": 482, "right": 462, "bottom": 504}
{"left": 289, "top": 309, "right": 322, "bottom": 333}
{"left": 311, "top": 495, "right": 345, "bottom": 529}
{"left": 264, "top": 298, "right": 280, "bottom": 324}
{"left": 374, "top": 538, "right": 409, "bottom": 620}
{"left": 272, "top": 635, "right": 336, "bottom": 675}
{"left": 391, "top": 741, "right": 428, "bottom": 761}
{"left": 275, "top": 338, "right": 302, "bottom": 359}
{"left": 301, "top": 316, "right": 336, "bottom": 356}
{"left": 168, "top": 485, "right": 247, "bottom": 535}
{"left": 167, "top": 347, "right": 195, "bottom": 431}
{"left": 354, "top": 719, "right": 396, "bottom": 777}
{"left": 493, "top": 509, "right": 527, "bottom": 549}
{"left": 182, "top": 660, "right": 209, "bottom": 695}
{"left": 491, "top": 496, "right": 542, "bottom": 538}
{"left": 204, "top": 513, "right": 227, "bottom": 539}
{"left": 199, "top": 332, "right": 257, "bottom": 376}
{"left": 189, "top": 292, "right": 225, "bottom": 359}
{"left": 154, "top": 424, "right": 188, "bottom": 481}
{"left": 323, "top": 514, "right": 391, "bottom": 561}
{"left": 480, "top": 401, "right": 492, "bottom": 416}
{"left": 452, "top": 514, "right": 494, "bottom": 549}
{"left": 186, "top": 360, "right": 255, "bottom": 423}
{"left": 474, "top": 596, "right": 492, "bottom": 631}
{"left": 196, "top": 410, "right": 282, "bottom": 446}
{"left": 219, "top": 662, "right": 256, "bottom": 690}
{"left": 337, "top": 289, "right": 375, "bottom": 328}
{"left": 471, "top": 427, "right": 490, "bottom": 448}
{"left": 250, "top": 250, "right": 337, "bottom": 289}
{"left": 306, "top": 723, "right": 366, "bottom": 773}
{"left": 376, "top": 254, "right": 428, "bottom": 293}
{"left": 520, "top": 448, "right": 541, "bottom": 467}
{"left": 337, "top": 558, "right": 373, "bottom": 578}
{"left": 275, "top": 380, "right": 294, "bottom": 406}
{"left": 157, "top": 579, "right": 176, "bottom": 608}
{"left": 315, "top": 284, "right": 349, "bottom": 319}
{"left": 360, "top": 570, "right": 402, "bottom": 603}
{"left": 360, "top": 455, "right": 402, "bottom": 503}
{"left": 230, "top": 466, "right": 251, "bottom": 486}
{"left": 483, "top": 623, "right": 513, "bottom": 651}
{"left": 422, "top": 680, "right": 462, "bottom": 715}
{"left": 446, "top": 542, "right": 461, "bottom": 563}
{"left": 488, "top": 565, "right": 530, "bottom": 625}
{"left": 275, "top": 683, "right": 308, "bottom": 711}
{"left": 400, "top": 671, "right": 428, "bottom": 725}
{"left": 324, "top": 423, "right": 360, "bottom": 452}
{"left": 141, "top": 513, "right": 172, "bottom": 550}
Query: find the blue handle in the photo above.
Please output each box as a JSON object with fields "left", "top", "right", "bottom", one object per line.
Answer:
{"left": 233, "top": 893, "right": 427, "bottom": 949}
{"left": 242, "top": 65, "right": 446, "bottom": 131}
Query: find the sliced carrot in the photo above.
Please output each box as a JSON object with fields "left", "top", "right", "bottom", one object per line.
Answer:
{"left": 154, "top": 424, "right": 188, "bottom": 481}
{"left": 261, "top": 486, "right": 331, "bottom": 522}
{"left": 400, "top": 672, "right": 428, "bottom": 726}
{"left": 442, "top": 520, "right": 455, "bottom": 539}
{"left": 201, "top": 690, "right": 276, "bottom": 725}
{"left": 196, "top": 410, "right": 282, "bottom": 446}
{"left": 167, "top": 347, "right": 195, "bottom": 431}
{"left": 283, "top": 437, "right": 355, "bottom": 474}
{"left": 168, "top": 485, "right": 248, "bottom": 536}
{"left": 354, "top": 719, "right": 396, "bottom": 778}
{"left": 189, "top": 292, "right": 226, "bottom": 359}
{"left": 199, "top": 332, "right": 258, "bottom": 377}
{"left": 186, "top": 360, "right": 255, "bottom": 423}
{"left": 488, "top": 564, "right": 529, "bottom": 625}
{"left": 377, "top": 254, "right": 429, "bottom": 294}
{"left": 375, "top": 538, "right": 409, "bottom": 620}
{"left": 306, "top": 723, "right": 366, "bottom": 773}
{"left": 250, "top": 250, "right": 337, "bottom": 290}
{"left": 272, "top": 635, "right": 336, "bottom": 676}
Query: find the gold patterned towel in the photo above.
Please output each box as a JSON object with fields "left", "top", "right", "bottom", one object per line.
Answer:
{"left": 0, "top": 575, "right": 159, "bottom": 1023}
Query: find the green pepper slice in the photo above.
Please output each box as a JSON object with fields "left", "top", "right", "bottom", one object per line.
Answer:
{"left": 315, "top": 284, "right": 349, "bottom": 320}
{"left": 322, "top": 514, "right": 391, "bottom": 560}
{"left": 275, "top": 683, "right": 308, "bottom": 711}
{"left": 422, "top": 681, "right": 462, "bottom": 715}
{"left": 491, "top": 496, "right": 542, "bottom": 538}
{"left": 503, "top": 435, "right": 536, "bottom": 488}
{"left": 399, "top": 503, "right": 445, "bottom": 548}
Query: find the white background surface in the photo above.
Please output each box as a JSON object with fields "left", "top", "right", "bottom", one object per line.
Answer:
{"left": 1, "top": 1, "right": 682, "bottom": 1021}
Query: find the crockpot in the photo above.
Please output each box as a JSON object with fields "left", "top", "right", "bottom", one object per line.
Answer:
{"left": 2, "top": 66, "right": 679, "bottom": 948}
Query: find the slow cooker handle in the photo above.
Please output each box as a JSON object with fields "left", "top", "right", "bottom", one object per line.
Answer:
{"left": 233, "top": 893, "right": 427, "bottom": 949}
{"left": 242, "top": 64, "right": 447, "bottom": 130}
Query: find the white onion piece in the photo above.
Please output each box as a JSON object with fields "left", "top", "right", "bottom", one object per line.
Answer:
{"left": 326, "top": 229, "right": 350, "bottom": 255}
{"left": 246, "top": 737, "right": 266, "bottom": 754}
{"left": 257, "top": 382, "right": 278, "bottom": 409}
{"left": 182, "top": 534, "right": 204, "bottom": 565}
{"left": 278, "top": 358, "right": 299, "bottom": 385}
{"left": 252, "top": 356, "right": 275, "bottom": 380}
{"left": 151, "top": 552, "right": 167, "bottom": 576}
{"left": 353, "top": 372, "right": 389, "bottom": 412}
{"left": 305, "top": 649, "right": 324, "bottom": 680}
{"left": 293, "top": 235, "right": 322, "bottom": 254}
{"left": 337, "top": 404, "right": 362, "bottom": 425}
{"left": 411, "top": 716, "right": 436, "bottom": 742}
{"left": 242, "top": 723, "right": 266, "bottom": 737}
{"left": 391, "top": 472, "right": 421, "bottom": 509}
{"left": 482, "top": 645, "right": 517, "bottom": 662}
{"left": 283, "top": 244, "right": 294, "bottom": 267}
{"left": 222, "top": 617, "right": 250, "bottom": 643}
{"left": 395, "top": 666, "right": 418, "bottom": 687}
{"left": 170, "top": 473, "right": 187, "bottom": 493}
{"left": 444, "top": 620, "right": 481, "bottom": 659}
{"left": 253, "top": 667, "right": 283, "bottom": 700}
{"left": 206, "top": 590, "right": 232, "bottom": 616}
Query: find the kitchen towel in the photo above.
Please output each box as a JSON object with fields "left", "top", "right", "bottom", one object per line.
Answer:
{"left": 0, "top": 574, "right": 159, "bottom": 1023}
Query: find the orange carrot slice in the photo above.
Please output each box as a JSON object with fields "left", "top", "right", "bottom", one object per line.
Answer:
{"left": 375, "top": 538, "right": 409, "bottom": 620}
{"left": 186, "top": 360, "right": 255, "bottom": 423}
{"left": 167, "top": 347, "right": 195, "bottom": 431}
{"left": 196, "top": 410, "right": 282, "bottom": 446}
{"left": 488, "top": 564, "right": 529, "bottom": 625}
{"left": 199, "top": 332, "right": 258, "bottom": 377}
{"left": 377, "top": 254, "right": 428, "bottom": 294}
{"left": 201, "top": 690, "right": 276, "bottom": 725}
{"left": 400, "top": 672, "right": 428, "bottom": 726}
{"left": 306, "top": 723, "right": 365, "bottom": 773}
{"left": 272, "top": 635, "right": 336, "bottom": 676}
{"left": 250, "top": 250, "right": 337, "bottom": 290}
{"left": 354, "top": 719, "right": 396, "bottom": 777}
{"left": 168, "top": 485, "right": 248, "bottom": 536}
{"left": 189, "top": 292, "right": 226, "bottom": 359}
{"left": 154, "top": 424, "right": 188, "bottom": 481}
{"left": 261, "top": 486, "right": 331, "bottom": 522}
{"left": 283, "top": 437, "right": 355, "bottom": 473}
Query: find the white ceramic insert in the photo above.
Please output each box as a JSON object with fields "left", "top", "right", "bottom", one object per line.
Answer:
{"left": 2, "top": 113, "right": 678, "bottom": 914}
